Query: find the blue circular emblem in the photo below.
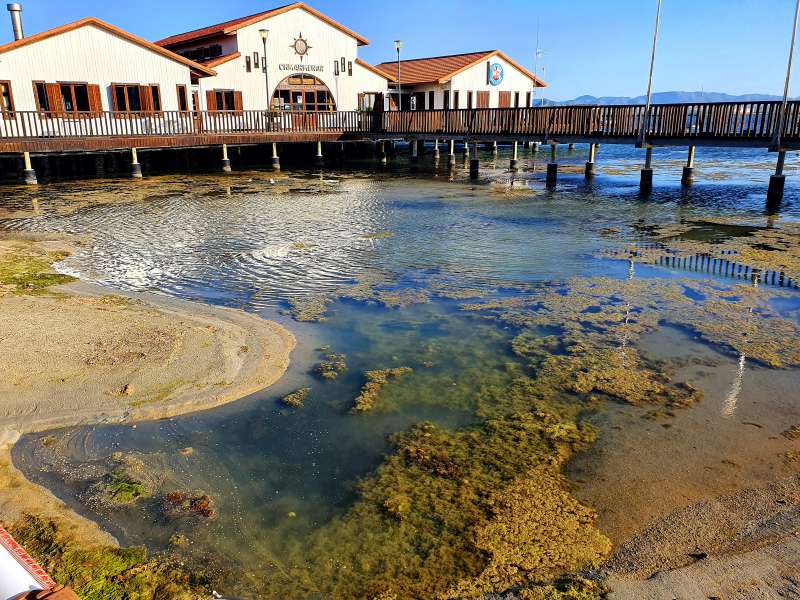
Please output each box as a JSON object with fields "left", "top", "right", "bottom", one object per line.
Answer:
{"left": 488, "top": 62, "right": 504, "bottom": 86}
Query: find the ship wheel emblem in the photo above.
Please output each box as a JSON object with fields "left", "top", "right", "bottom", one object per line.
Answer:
{"left": 291, "top": 33, "right": 311, "bottom": 61}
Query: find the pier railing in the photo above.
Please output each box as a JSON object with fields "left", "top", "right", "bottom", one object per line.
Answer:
{"left": 0, "top": 109, "right": 374, "bottom": 140}
{"left": 1, "top": 101, "right": 799, "bottom": 149}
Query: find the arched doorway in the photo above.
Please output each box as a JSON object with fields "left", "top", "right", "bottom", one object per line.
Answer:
{"left": 272, "top": 74, "right": 336, "bottom": 112}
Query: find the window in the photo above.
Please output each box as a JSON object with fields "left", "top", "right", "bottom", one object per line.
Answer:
{"left": 428, "top": 90, "right": 434, "bottom": 109}
{"left": 179, "top": 44, "right": 223, "bottom": 61}
{"left": 347, "top": 61, "right": 352, "bottom": 76}
{"left": 453, "top": 91, "right": 459, "bottom": 109}
{"left": 33, "top": 81, "right": 49, "bottom": 112}
{"left": 0, "top": 81, "right": 13, "bottom": 119}
{"left": 177, "top": 84, "right": 188, "bottom": 112}
{"left": 443, "top": 90, "right": 450, "bottom": 110}
{"left": 514, "top": 92, "right": 520, "bottom": 108}
{"left": 466, "top": 91, "right": 473, "bottom": 109}
{"left": 245, "top": 56, "right": 251, "bottom": 72}
{"left": 113, "top": 84, "right": 141, "bottom": 112}
{"left": 526, "top": 91, "right": 532, "bottom": 107}
{"left": 60, "top": 82, "right": 90, "bottom": 113}
{"left": 215, "top": 90, "right": 236, "bottom": 111}
{"left": 208, "top": 89, "right": 242, "bottom": 112}
{"left": 254, "top": 52, "right": 259, "bottom": 66}
{"left": 111, "top": 84, "right": 161, "bottom": 113}
{"left": 150, "top": 85, "right": 161, "bottom": 112}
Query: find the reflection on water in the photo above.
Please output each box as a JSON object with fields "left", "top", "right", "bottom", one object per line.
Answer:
{"left": 2, "top": 145, "right": 800, "bottom": 597}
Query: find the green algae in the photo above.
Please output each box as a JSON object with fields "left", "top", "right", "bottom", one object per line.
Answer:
{"left": 352, "top": 367, "right": 413, "bottom": 413}
{"left": 8, "top": 513, "right": 212, "bottom": 600}
{"left": 256, "top": 411, "right": 609, "bottom": 599}
{"left": 282, "top": 387, "right": 311, "bottom": 408}
{"left": 0, "top": 248, "right": 75, "bottom": 294}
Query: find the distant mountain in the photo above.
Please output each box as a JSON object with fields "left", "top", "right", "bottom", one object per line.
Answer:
{"left": 548, "top": 91, "right": 785, "bottom": 105}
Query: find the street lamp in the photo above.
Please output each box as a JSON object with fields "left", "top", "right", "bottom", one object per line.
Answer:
{"left": 260, "top": 29, "right": 270, "bottom": 111}
{"left": 394, "top": 39, "right": 402, "bottom": 110}
{"left": 637, "top": 0, "right": 662, "bottom": 147}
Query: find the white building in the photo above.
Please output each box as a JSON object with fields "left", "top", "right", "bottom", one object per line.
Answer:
{"left": 156, "top": 2, "right": 392, "bottom": 113}
{"left": 0, "top": 17, "right": 214, "bottom": 116}
{"left": 375, "top": 50, "right": 546, "bottom": 111}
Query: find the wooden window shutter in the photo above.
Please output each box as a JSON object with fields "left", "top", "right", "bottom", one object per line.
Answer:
{"left": 233, "top": 91, "right": 243, "bottom": 115}
{"left": 87, "top": 84, "right": 102, "bottom": 114}
{"left": 45, "top": 83, "right": 63, "bottom": 116}
{"left": 206, "top": 90, "right": 217, "bottom": 112}
{"left": 139, "top": 85, "right": 153, "bottom": 112}
{"left": 357, "top": 93, "right": 364, "bottom": 110}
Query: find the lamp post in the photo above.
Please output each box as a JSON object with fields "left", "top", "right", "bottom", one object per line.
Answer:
{"left": 259, "top": 29, "right": 270, "bottom": 111}
{"left": 394, "top": 39, "right": 402, "bottom": 110}
{"left": 637, "top": 0, "right": 662, "bottom": 147}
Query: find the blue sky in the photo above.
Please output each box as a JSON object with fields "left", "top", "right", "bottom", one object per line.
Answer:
{"left": 12, "top": 0, "right": 800, "bottom": 100}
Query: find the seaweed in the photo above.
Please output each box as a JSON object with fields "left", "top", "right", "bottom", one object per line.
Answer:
{"left": 282, "top": 387, "right": 311, "bottom": 408}
{"left": 352, "top": 367, "right": 413, "bottom": 413}
{"left": 313, "top": 351, "right": 347, "bottom": 380}
{"left": 8, "top": 513, "right": 212, "bottom": 599}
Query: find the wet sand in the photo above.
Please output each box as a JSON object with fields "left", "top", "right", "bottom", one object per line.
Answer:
{"left": 566, "top": 326, "right": 800, "bottom": 596}
{"left": 0, "top": 234, "right": 295, "bottom": 545}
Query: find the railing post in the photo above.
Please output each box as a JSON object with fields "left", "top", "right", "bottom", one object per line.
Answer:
{"left": 585, "top": 143, "right": 597, "bottom": 178}
{"left": 681, "top": 145, "right": 695, "bottom": 185}
{"left": 222, "top": 143, "right": 232, "bottom": 173}
{"left": 271, "top": 142, "right": 280, "bottom": 170}
{"left": 768, "top": 150, "right": 787, "bottom": 204}
{"left": 640, "top": 146, "right": 654, "bottom": 192}
{"left": 22, "top": 151, "right": 37, "bottom": 185}
{"left": 131, "top": 147, "right": 142, "bottom": 179}
{"left": 510, "top": 141, "right": 519, "bottom": 170}
{"left": 546, "top": 142, "right": 558, "bottom": 188}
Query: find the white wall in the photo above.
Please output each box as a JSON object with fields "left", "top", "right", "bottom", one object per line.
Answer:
{"left": 0, "top": 24, "right": 195, "bottom": 112}
{"left": 400, "top": 55, "right": 537, "bottom": 110}
{"left": 195, "top": 7, "right": 387, "bottom": 111}
{"left": 450, "top": 56, "right": 534, "bottom": 108}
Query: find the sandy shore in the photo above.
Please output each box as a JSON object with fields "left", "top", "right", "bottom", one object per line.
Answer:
{"left": 602, "top": 474, "right": 800, "bottom": 598}
{"left": 0, "top": 233, "right": 295, "bottom": 545}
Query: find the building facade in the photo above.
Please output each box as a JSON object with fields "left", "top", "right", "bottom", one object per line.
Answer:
{"left": 156, "top": 2, "right": 392, "bottom": 113}
{"left": 375, "top": 50, "right": 546, "bottom": 111}
{"left": 0, "top": 18, "right": 214, "bottom": 116}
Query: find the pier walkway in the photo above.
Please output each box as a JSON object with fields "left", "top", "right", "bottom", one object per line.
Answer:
{"left": 1, "top": 100, "right": 797, "bottom": 199}
{"left": 1, "top": 101, "right": 798, "bottom": 151}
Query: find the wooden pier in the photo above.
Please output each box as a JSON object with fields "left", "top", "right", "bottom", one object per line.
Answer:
{"left": 1, "top": 100, "right": 798, "bottom": 199}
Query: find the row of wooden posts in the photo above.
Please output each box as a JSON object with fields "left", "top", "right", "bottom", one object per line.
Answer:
{"left": 15, "top": 138, "right": 790, "bottom": 205}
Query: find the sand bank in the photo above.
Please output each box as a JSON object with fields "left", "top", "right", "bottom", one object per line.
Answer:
{"left": 0, "top": 233, "right": 295, "bottom": 545}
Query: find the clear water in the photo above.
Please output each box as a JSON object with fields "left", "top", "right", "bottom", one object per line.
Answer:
{"left": 3, "top": 144, "right": 800, "bottom": 596}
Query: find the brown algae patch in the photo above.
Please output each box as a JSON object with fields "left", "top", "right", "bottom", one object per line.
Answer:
{"left": 258, "top": 411, "right": 610, "bottom": 599}
{"left": 610, "top": 218, "right": 800, "bottom": 282}
{"left": 352, "top": 367, "right": 413, "bottom": 413}
{"left": 313, "top": 347, "right": 347, "bottom": 380}
{"left": 282, "top": 387, "right": 311, "bottom": 408}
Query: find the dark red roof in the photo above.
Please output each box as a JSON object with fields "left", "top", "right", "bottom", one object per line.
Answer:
{"left": 156, "top": 2, "right": 369, "bottom": 48}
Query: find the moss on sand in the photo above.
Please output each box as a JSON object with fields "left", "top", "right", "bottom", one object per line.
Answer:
{"left": 8, "top": 513, "right": 212, "bottom": 600}
{"left": 0, "top": 247, "right": 74, "bottom": 294}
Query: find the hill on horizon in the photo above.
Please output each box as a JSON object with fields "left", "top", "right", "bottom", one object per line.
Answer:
{"left": 549, "top": 91, "right": 786, "bottom": 105}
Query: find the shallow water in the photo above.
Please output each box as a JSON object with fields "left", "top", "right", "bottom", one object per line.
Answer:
{"left": 3, "top": 144, "right": 800, "bottom": 597}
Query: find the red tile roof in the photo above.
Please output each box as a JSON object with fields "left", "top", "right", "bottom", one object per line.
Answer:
{"left": 355, "top": 58, "right": 395, "bottom": 82}
{"left": 156, "top": 2, "right": 369, "bottom": 48}
{"left": 375, "top": 50, "right": 546, "bottom": 87}
{"left": 0, "top": 17, "right": 216, "bottom": 76}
